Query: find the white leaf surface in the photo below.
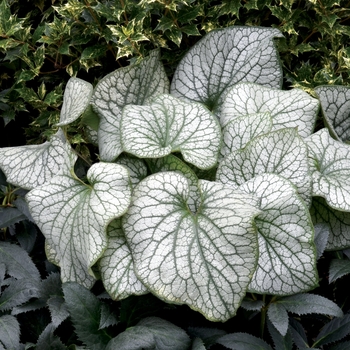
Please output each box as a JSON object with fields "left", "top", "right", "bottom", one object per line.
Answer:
{"left": 56, "top": 77, "right": 93, "bottom": 127}
{"left": 121, "top": 94, "right": 222, "bottom": 170}
{"left": 123, "top": 171, "right": 261, "bottom": 322}
{"left": 240, "top": 174, "right": 318, "bottom": 295}
{"left": 217, "top": 128, "right": 311, "bottom": 203}
{"left": 0, "top": 130, "right": 77, "bottom": 190}
{"left": 147, "top": 154, "right": 201, "bottom": 214}
{"left": 221, "top": 112, "right": 272, "bottom": 157}
{"left": 91, "top": 50, "right": 169, "bottom": 161}
{"left": 220, "top": 83, "right": 319, "bottom": 137}
{"left": 99, "top": 218, "right": 148, "bottom": 300}
{"left": 170, "top": 26, "right": 283, "bottom": 111}
{"left": 26, "top": 162, "right": 132, "bottom": 288}
{"left": 315, "top": 85, "right": 350, "bottom": 142}
{"left": 306, "top": 128, "right": 350, "bottom": 211}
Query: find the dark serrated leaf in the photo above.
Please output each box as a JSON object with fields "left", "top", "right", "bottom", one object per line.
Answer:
{"left": 0, "top": 263, "right": 5, "bottom": 287}
{"left": 0, "top": 278, "right": 39, "bottom": 312}
{"left": 313, "top": 314, "right": 350, "bottom": 348}
{"left": 106, "top": 317, "right": 190, "bottom": 350}
{"left": 216, "top": 332, "right": 273, "bottom": 350}
{"left": 0, "top": 207, "right": 26, "bottom": 227}
{"left": 62, "top": 282, "right": 111, "bottom": 350}
{"left": 188, "top": 327, "right": 227, "bottom": 347}
{"left": 328, "top": 340, "right": 350, "bottom": 350}
{"left": 289, "top": 318, "right": 309, "bottom": 349}
{"left": 15, "top": 221, "right": 37, "bottom": 253}
{"left": 14, "top": 196, "right": 34, "bottom": 222}
{"left": 0, "top": 315, "right": 20, "bottom": 350}
{"left": 99, "top": 303, "right": 119, "bottom": 329}
{"left": 314, "top": 223, "right": 330, "bottom": 260}
{"left": 192, "top": 337, "right": 206, "bottom": 350}
{"left": 0, "top": 242, "right": 40, "bottom": 282}
{"left": 47, "top": 296, "right": 70, "bottom": 327}
{"left": 267, "top": 320, "right": 293, "bottom": 350}
{"left": 240, "top": 299, "right": 265, "bottom": 312}
{"left": 267, "top": 303, "right": 289, "bottom": 336}
{"left": 329, "top": 260, "right": 350, "bottom": 283}
{"left": 11, "top": 298, "right": 46, "bottom": 315}
{"left": 279, "top": 294, "right": 343, "bottom": 317}
{"left": 36, "top": 323, "right": 66, "bottom": 350}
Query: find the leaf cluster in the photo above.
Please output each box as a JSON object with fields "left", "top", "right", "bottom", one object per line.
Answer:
{"left": 1, "top": 1, "right": 350, "bottom": 349}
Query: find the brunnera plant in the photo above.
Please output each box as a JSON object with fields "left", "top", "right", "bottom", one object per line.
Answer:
{"left": 1, "top": 26, "right": 350, "bottom": 329}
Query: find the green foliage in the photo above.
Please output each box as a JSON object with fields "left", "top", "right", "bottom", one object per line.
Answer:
{"left": 1, "top": 0, "right": 350, "bottom": 349}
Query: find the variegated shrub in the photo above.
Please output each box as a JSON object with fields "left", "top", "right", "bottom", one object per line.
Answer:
{"left": 1, "top": 25, "right": 349, "bottom": 324}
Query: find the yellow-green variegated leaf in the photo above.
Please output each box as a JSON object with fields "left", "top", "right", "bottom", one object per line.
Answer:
{"left": 310, "top": 197, "right": 350, "bottom": 250}
{"left": 0, "top": 130, "right": 77, "bottom": 190}
{"left": 99, "top": 218, "right": 148, "bottom": 300}
{"left": 91, "top": 50, "right": 169, "bottom": 162}
{"left": 217, "top": 129, "right": 311, "bottom": 204}
{"left": 239, "top": 174, "right": 318, "bottom": 295}
{"left": 120, "top": 94, "right": 221, "bottom": 170}
{"left": 314, "top": 85, "right": 350, "bottom": 142}
{"left": 221, "top": 112, "right": 273, "bottom": 158}
{"left": 306, "top": 128, "right": 350, "bottom": 211}
{"left": 26, "top": 163, "right": 132, "bottom": 288}
{"left": 220, "top": 83, "right": 319, "bottom": 137}
{"left": 170, "top": 26, "right": 283, "bottom": 111}
{"left": 56, "top": 77, "right": 93, "bottom": 127}
{"left": 123, "top": 171, "right": 261, "bottom": 322}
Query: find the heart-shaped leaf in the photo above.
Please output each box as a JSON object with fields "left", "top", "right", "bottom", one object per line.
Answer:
{"left": 121, "top": 94, "right": 222, "bottom": 170}
{"left": 170, "top": 26, "right": 283, "bottom": 111}
{"left": 217, "top": 128, "right": 311, "bottom": 204}
{"left": 26, "top": 162, "right": 132, "bottom": 288}
{"left": 239, "top": 174, "right": 318, "bottom": 295}
{"left": 0, "top": 130, "right": 77, "bottom": 190}
{"left": 91, "top": 50, "right": 169, "bottom": 161}
{"left": 306, "top": 128, "right": 350, "bottom": 211}
{"left": 310, "top": 197, "right": 350, "bottom": 250}
{"left": 220, "top": 83, "right": 319, "bottom": 137}
{"left": 56, "top": 77, "right": 93, "bottom": 127}
{"left": 221, "top": 112, "right": 272, "bottom": 157}
{"left": 99, "top": 218, "right": 148, "bottom": 300}
{"left": 314, "top": 85, "right": 350, "bottom": 142}
{"left": 123, "top": 171, "right": 261, "bottom": 321}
